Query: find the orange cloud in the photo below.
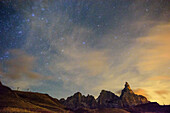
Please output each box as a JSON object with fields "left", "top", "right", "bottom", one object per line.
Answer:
{"left": 155, "top": 90, "right": 170, "bottom": 99}
{"left": 134, "top": 88, "right": 151, "bottom": 99}
{"left": 136, "top": 23, "right": 170, "bottom": 73}
{"left": 132, "top": 23, "right": 170, "bottom": 104}
{"left": 1, "top": 49, "right": 42, "bottom": 79}
{"left": 155, "top": 90, "right": 169, "bottom": 95}
{"left": 149, "top": 75, "right": 170, "bottom": 81}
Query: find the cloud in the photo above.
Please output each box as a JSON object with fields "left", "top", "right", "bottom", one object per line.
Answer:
{"left": 133, "top": 88, "right": 151, "bottom": 99}
{"left": 130, "top": 22, "right": 170, "bottom": 104}
{"left": 9, "top": 79, "right": 43, "bottom": 90}
{"left": 91, "top": 22, "right": 170, "bottom": 104}
{"left": 155, "top": 90, "right": 169, "bottom": 95}
{"left": 47, "top": 27, "right": 112, "bottom": 94}
{"left": 46, "top": 22, "right": 170, "bottom": 105}
{"left": 149, "top": 75, "right": 170, "bottom": 81}
{"left": 155, "top": 90, "right": 170, "bottom": 99}
{"left": 58, "top": 48, "right": 110, "bottom": 77}
{"left": 1, "top": 49, "right": 42, "bottom": 79}
{"left": 135, "top": 23, "right": 170, "bottom": 74}
{"left": 14, "top": 1, "right": 170, "bottom": 103}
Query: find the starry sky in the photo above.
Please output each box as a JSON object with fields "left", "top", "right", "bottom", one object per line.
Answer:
{"left": 0, "top": 0, "right": 170, "bottom": 105}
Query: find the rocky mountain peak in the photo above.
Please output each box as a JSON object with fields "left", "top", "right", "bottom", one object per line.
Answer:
{"left": 97, "top": 90, "right": 121, "bottom": 108}
{"left": 125, "top": 82, "right": 130, "bottom": 89}
{"left": 120, "top": 82, "right": 149, "bottom": 107}
{"left": 100, "top": 90, "right": 112, "bottom": 94}
{"left": 121, "top": 82, "right": 134, "bottom": 95}
{"left": 60, "top": 82, "right": 149, "bottom": 109}
{"left": 73, "top": 92, "right": 82, "bottom": 97}
{"left": 61, "top": 92, "right": 97, "bottom": 110}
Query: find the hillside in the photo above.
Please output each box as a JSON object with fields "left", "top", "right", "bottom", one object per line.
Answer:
{"left": 0, "top": 81, "right": 71, "bottom": 113}
{"left": 0, "top": 81, "right": 169, "bottom": 113}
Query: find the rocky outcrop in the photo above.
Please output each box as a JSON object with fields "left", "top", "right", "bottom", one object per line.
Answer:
{"left": 60, "top": 92, "right": 97, "bottom": 110}
{"left": 61, "top": 82, "right": 149, "bottom": 110}
{"left": 0, "top": 80, "right": 168, "bottom": 113}
{"left": 96, "top": 82, "right": 149, "bottom": 108}
{"left": 120, "top": 82, "right": 149, "bottom": 107}
{"left": 97, "top": 90, "right": 121, "bottom": 108}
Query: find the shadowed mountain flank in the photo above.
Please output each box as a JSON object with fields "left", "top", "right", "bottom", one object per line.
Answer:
{"left": 59, "top": 92, "right": 98, "bottom": 110}
{"left": 61, "top": 82, "right": 149, "bottom": 110}
{"left": 97, "top": 90, "right": 122, "bottom": 108}
{"left": 120, "top": 82, "right": 149, "bottom": 107}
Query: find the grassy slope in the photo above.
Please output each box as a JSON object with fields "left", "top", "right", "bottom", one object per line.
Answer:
{"left": 0, "top": 83, "right": 70, "bottom": 113}
{"left": 0, "top": 95, "right": 54, "bottom": 112}
{"left": 75, "top": 108, "right": 130, "bottom": 113}
{"left": 14, "top": 90, "right": 69, "bottom": 112}
{"left": 15, "top": 91, "right": 65, "bottom": 112}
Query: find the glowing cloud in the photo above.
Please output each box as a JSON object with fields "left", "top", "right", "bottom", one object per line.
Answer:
{"left": 0, "top": 49, "right": 41, "bottom": 79}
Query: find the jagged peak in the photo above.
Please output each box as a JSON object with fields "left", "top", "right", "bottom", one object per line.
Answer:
{"left": 73, "top": 92, "right": 82, "bottom": 97}
{"left": 101, "top": 90, "right": 108, "bottom": 93}
{"left": 100, "top": 90, "right": 113, "bottom": 94}
{"left": 87, "top": 94, "right": 94, "bottom": 98}
{"left": 99, "top": 90, "right": 114, "bottom": 97}
{"left": 120, "top": 82, "right": 134, "bottom": 97}
{"left": 125, "top": 82, "right": 131, "bottom": 90}
{"left": 98, "top": 90, "right": 119, "bottom": 100}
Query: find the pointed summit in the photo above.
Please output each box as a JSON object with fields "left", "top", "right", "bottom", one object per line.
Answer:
{"left": 122, "top": 82, "right": 133, "bottom": 94}
{"left": 120, "top": 82, "right": 134, "bottom": 98}
{"left": 120, "top": 82, "right": 149, "bottom": 107}
{"left": 125, "top": 82, "right": 131, "bottom": 90}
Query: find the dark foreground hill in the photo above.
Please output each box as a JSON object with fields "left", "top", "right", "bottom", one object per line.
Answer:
{"left": 0, "top": 81, "right": 71, "bottom": 113}
{"left": 0, "top": 80, "right": 169, "bottom": 113}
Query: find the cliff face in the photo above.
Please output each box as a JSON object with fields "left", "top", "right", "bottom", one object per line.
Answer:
{"left": 61, "top": 82, "right": 149, "bottom": 110}
{"left": 97, "top": 90, "right": 121, "bottom": 108}
{"left": 96, "top": 82, "right": 148, "bottom": 108}
{"left": 60, "top": 92, "right": 97, "bottom": 110}
{"left": 120, "top": 82, "right": 149, "bottom": 107}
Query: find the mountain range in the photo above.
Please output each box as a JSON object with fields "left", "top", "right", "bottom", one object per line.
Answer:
{"left": 0, "top": 80, "right": 169, "bottom": 113}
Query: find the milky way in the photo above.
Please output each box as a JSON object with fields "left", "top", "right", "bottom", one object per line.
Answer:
{"left": 0, "top": 0, "right": 170, "bottom": 104}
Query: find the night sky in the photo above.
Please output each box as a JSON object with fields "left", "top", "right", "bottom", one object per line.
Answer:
{"left": 0, "top": 0, "right": 170, "bottom": 105}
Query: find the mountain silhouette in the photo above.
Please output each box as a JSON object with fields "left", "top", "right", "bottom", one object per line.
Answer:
{"left": 0, "top": 80, "right": 169, "bottom": 113}
{"left": 61, "top": 82, "right": 149, "bottom": 110}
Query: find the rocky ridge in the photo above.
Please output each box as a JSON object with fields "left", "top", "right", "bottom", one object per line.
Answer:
{"left": 61, "top": 82, "right": 149, "bottom": 110}
{"left": 60, "top": 92, "right": 97, "bottom": 110}
{"left": 0, "top": 80, "right": 169, "bottom": 113}
{"left": 120, "top": 82, "right": 149, "bottom": 107}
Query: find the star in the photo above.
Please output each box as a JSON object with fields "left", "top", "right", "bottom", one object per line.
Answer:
{"left": 32, "top": 13, "right": 35, "bottom": 17}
